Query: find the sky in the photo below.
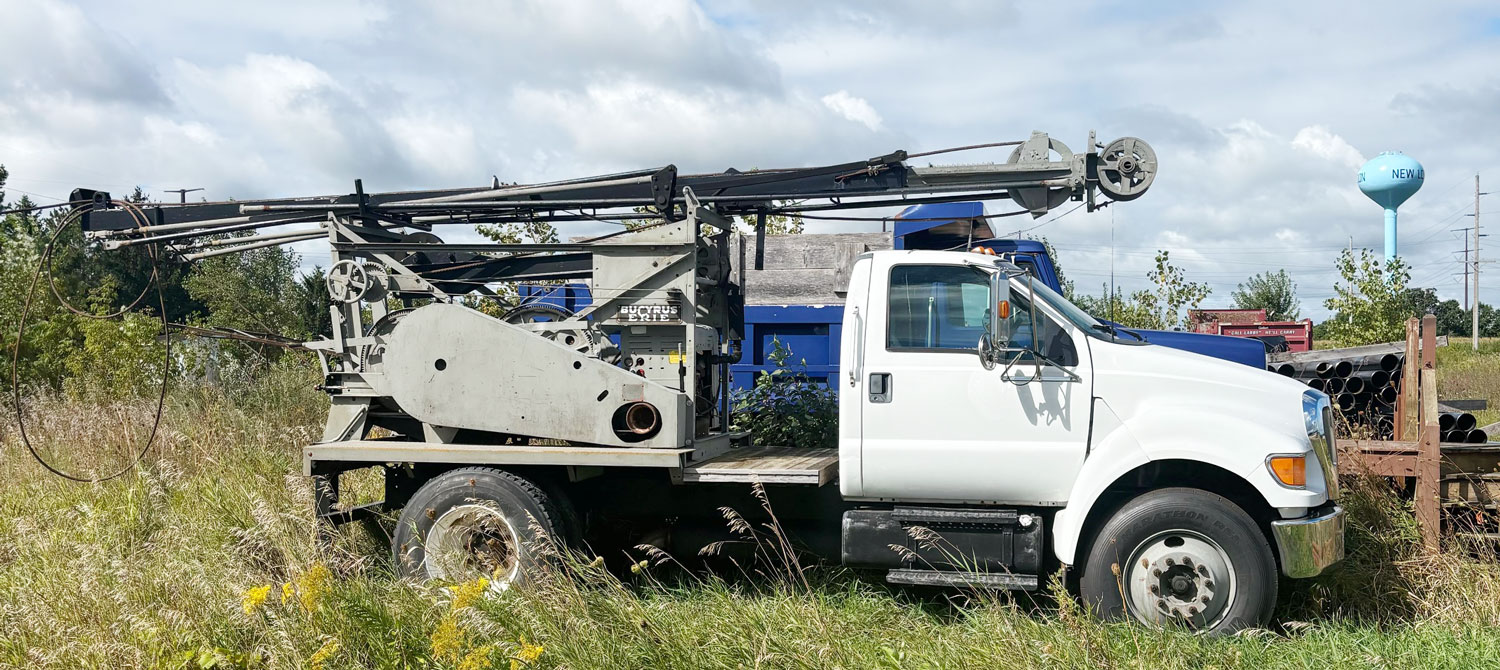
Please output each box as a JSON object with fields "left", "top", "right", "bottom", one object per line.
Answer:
{"left": 2, "top": 0, "right": 1498, "bottom": 320}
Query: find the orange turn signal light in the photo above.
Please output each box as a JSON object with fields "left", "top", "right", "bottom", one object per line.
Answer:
{"left": 997, "top": 300, "right": 1011, "bottom": 319}
{"left": 1268, "top": 455, "right": 1307, "bottom": 487}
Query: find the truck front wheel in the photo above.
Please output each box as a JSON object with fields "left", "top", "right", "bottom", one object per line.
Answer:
{"left": 392, "top": 467, "right": 563, "bottom": 589}
{"left": 1080, "top": 487, "right": 1276, "bottom": 633}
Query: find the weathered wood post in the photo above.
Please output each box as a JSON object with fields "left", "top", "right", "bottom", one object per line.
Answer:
{"left": 1416, "top": 314, "right": 1442, "bottom": 551}
{"left": 1397, "top": 318, "right": 1420, "bottom": 441}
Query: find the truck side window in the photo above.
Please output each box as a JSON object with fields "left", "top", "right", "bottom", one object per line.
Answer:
{"left": 1002, "top": 293, "right": 1079, "bottom": 367}
{"left": 886, "top": 265, "right": 990, "bottom": 351}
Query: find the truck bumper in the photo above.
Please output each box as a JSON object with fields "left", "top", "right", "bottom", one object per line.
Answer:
{"left": 1270, "top": 504, "right": 1345, "bottom": 578}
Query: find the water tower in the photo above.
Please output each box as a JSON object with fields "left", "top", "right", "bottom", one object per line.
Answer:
{"left": 1358, "top": 152, "right": 1424, "bottom": 262}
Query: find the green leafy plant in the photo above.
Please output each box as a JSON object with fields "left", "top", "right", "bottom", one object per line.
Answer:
{"left": 1233, "top": 269, "right": 1301, "bottom": 321}
{"left": 1071, "top": 250, "right": 1209, "bottom": 330}
{"left": 729, "top": 337, "right": 837, "bottom": 448}
{"left": 1322, "top": 249, "right": 1411, "bottom": 346}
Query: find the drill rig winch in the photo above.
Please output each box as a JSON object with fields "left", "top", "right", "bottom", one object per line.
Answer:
{"left": 71, "top": 132, "right": 1156, "bottom": 459}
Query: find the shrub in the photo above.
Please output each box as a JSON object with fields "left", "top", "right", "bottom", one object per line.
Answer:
{"left": 729, "top": 337, "right": 837, "bottom": 448}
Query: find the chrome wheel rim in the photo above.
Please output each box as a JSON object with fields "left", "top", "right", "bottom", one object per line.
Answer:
{"left": 425, "top": 503, "right": 521, "bottom": 589}
{"left": 1123, "top": 529, "right": 1237, "bottom": 629}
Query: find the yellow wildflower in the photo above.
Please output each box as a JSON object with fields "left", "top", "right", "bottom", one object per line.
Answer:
{"left": 308, "top": 639, "right": 341, "bottom": 670}
{"left": 458, "top": 644, "right": 497, "bottom": 670}
{"left": 296, "top": 563, "right": 332, "bottom": 611}
{"left": 281, "top": 582, "right": 294, "bottom": 605}
{"left": 447, "top": 576, "right": 491, "bottom": 611}
{"left": 240, "top": 585, "right": 271, "bottom": 615}
{"left": 430, "top": 616, "right": 468, "bottom": 664}
{"left": 510, "top": 636, "right": 544, "bottom": 670}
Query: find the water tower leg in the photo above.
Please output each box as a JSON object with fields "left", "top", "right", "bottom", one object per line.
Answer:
{"left": 1384, "top": 208, "right": 1398, "bottom": 262}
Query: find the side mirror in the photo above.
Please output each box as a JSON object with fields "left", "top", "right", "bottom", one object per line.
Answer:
{"left": 978, "top": 270, "right": 1010, "bottom": 368}
{"left": 977, "top": 332, "right": 996, "bottom": 370}
{"left": 990, "top": 270, "right": 1011, "bottom": 349}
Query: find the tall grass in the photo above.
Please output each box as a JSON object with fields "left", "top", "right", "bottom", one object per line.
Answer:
{"left": 1435, "top": 338, "right": 1500, "bottom": 428}
{"left": 4, "top": 363, "right": 1500, "bottom": 668}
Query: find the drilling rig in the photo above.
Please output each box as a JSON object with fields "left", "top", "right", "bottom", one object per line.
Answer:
{"left": 73, "top": 132, "right": 1152, "bottom": 462}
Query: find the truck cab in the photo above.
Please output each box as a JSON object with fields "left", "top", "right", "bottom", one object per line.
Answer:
{"left": 834, "top": 249, "right": 1344, "bottom": 629}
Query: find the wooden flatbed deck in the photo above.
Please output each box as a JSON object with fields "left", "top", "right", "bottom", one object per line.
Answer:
{"left": 681, "top": 446, "right": 839, "bottom": 485}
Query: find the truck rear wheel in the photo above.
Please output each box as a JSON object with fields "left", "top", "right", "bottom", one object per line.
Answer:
{"left": 1079, "top": 487, "right": 1276, "bottom": 634}
{"left": 392, "top": 467, "right": 563, "bottom": 588}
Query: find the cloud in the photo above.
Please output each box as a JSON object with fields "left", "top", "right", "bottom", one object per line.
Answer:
{"left": 510, "top": 78, "right": 902, "bottom": 173}
{"left": 0, "top": 0, "right": 166, "bottom": 107}
{"left": 1292, "top": 126, "right": 1366, "bottom": 170}
{"left": 1, "top": 0, "right": 1497, "bottom": 319}
{"left": 820, "top": 91, "right": 883, "bottom": 132}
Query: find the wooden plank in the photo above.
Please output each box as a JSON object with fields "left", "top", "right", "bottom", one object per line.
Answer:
{"left": 1421, "top": 314, "right": 1437, "bottom": 371}
{"left": 1339, "top": 442, "right": 1418, "bottom": 477}
{"left": 681, "top": 446, "right": 838, "bottom": 485}
{"left": 1418, "top": 365, "right": 1442, "bottom": 552}
{"left": 304, "top": 439, "right": 693, "bottom": 475}
{"left": 1398, "top": 318, "right": 1420, "bottom": 441}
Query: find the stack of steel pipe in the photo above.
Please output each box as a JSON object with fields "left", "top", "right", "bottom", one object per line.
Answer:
{"left": 1439, "top": 411, "right": 1489, "bottom": 444}
{"left": 1269, "top": 352, "right": 1405, "bottom": 440}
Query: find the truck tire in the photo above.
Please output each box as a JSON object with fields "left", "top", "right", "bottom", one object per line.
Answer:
{"left": 392, "top": 467, "right": 563, "bottom": 588}
{"left": 1079, "top": 487, "right": 1276, "bottom": 633}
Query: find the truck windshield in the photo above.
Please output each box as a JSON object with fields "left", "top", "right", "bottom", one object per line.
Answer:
{"left": 1021, "top": 279, "right": 1141, "bottom": 344}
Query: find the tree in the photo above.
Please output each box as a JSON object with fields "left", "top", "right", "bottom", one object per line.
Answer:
{"left": 183, "top": 242, "right": 307, "bottom": 342}
{"left": 736, "top": 210, "right": 804, "bottom": 236}
{"left": 1129, "top": 251, "right": 1212, "bottom": 330}
{"left": 1232, "top": 269, "right": 1300, "bottom": 321}
{"left": 475, "top": 219, "right": 561, "bottom": 307}
{"left": 1321, "top": 249, "right": 1410, "bottom": 346}
{"left": 1031, "top": 236, "right": 1074, "bottom": 299}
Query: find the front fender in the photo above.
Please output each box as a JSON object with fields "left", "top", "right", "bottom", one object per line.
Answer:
{"left": 1051, "top": 399, "right": 1326, "bottom": 566}
{"left": 1052, "top": 399, "right": 1147, "bottom": 566}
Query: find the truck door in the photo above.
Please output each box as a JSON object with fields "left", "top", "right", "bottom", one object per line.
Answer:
{"left": 857, "top": 256, "right": 1093, "bottom": 504}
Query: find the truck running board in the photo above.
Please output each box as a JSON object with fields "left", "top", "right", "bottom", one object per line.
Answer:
{"left": 886, "top": 568, "right": 1039, "bottom": 591}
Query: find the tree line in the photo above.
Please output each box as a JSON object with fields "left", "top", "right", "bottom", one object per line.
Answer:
{"left": 1, "top": 165, "right": 329, "bottom": 397}
{"left": 1048, "top": 238, "right": 1485, "bottom": 347}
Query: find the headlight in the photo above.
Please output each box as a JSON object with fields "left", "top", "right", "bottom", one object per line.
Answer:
{"left": 1303, "top": 390, "right": 1340, "bottom": 499}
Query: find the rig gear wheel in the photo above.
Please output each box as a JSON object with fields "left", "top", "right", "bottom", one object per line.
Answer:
{"left": 1007, "top": 133, "right": 1075, "bottom": 215}
{"left": 1095, "top": 137, "right": 1157, "bottom": 201}
{"left": 503, "top": 302, "right": 617, "bottom": 362}
{"left": 326, "top": 260, "right": 370, "bottom": 304}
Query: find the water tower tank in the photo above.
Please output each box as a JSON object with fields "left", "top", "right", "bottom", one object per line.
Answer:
{"left": 1358, "top": 152, "right": 1424, "bottom": 262}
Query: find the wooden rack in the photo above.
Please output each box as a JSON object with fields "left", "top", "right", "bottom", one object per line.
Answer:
{"left": 1339, "top": 315, "right": 1500, "bottom": 550}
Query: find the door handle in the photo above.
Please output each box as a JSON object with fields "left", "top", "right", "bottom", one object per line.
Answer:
{"left": 868, "top": 372, "right": 892, "bottom": 403}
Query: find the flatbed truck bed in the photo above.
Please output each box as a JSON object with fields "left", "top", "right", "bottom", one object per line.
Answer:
{"left": 305, "top": 439, "right": 839, "bottom": 486}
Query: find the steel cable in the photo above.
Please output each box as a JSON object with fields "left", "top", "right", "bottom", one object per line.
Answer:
{"left": 10, "top": 200, "right": 171, "bottom": 482}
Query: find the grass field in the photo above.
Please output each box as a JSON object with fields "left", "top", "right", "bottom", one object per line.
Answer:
{"left": 1435, "top": 338, "right": 1500, "bottom": 429}
{"left": 5, "top": 362, "right": 1500, "bottom": 669}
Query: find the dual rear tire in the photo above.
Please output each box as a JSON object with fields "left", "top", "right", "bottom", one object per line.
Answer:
{"left": 392, "top": 467, "right": 563, "bottom": 588}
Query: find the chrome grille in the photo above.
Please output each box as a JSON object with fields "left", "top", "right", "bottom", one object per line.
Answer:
{"left": 1319, "top": 405, "right": 1340, "bottom": 499}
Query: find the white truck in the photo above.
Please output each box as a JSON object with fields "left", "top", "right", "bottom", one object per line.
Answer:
{"left": 71, "top": 132, "right": 1343, "bottom": 633}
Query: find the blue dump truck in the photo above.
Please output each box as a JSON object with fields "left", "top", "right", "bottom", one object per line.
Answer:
{"left": 522, "top": 202, "right": 1265, "bottom": 389}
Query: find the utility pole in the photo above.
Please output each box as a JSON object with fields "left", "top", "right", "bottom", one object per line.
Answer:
{"left": 1453, "top": 227, "right": 1470, "bottom": 309}
{"left": 1475, "top": 175, "right": 1482, "bottom": 351}
{"left": 164, "top": 187, "right": 203, "bottom": 204}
